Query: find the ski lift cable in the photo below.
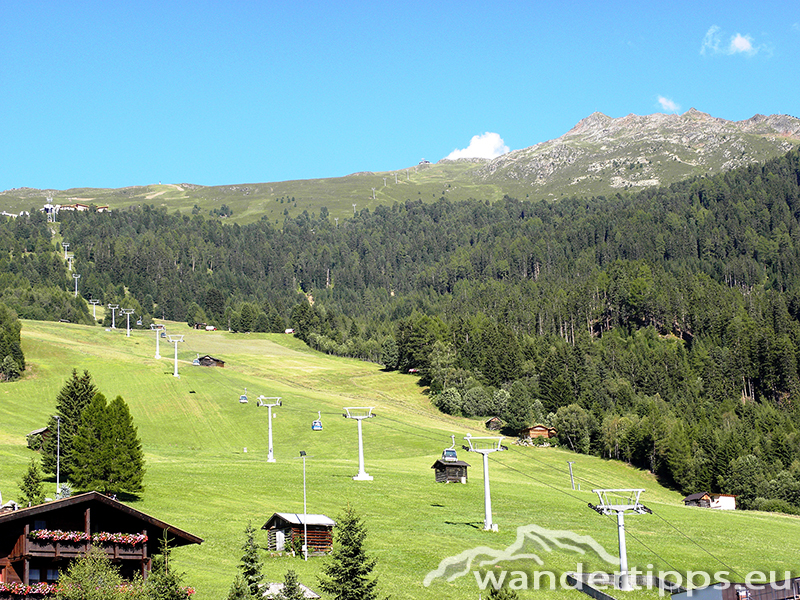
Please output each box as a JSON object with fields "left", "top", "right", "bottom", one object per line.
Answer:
{"left": 491, "top": 455, "right": 683, "bottom": 573}
{"left": 648, "top": 508, "right": 745, "bottom": 579}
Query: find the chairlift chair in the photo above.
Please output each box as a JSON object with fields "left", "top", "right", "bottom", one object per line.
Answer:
{"left": 239, "top": 388, "right": 248, "bottom": 403}
{"left": 192, "top": 354, "right": 200, "bottom": 366}
{"left": 441, "top": 434, "right": 458, "bottom": 462}
{"left": 312, "top": 411, "right": 323, "bottom": 431}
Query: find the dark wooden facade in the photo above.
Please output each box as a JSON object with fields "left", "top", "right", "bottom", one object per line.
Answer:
{"left": 262, "top": 513, "right": 335, "bottom": 554}
{"left": 431, "top": 459, "right": 470, "bottom": 483}
{"left": 197, "top": 355, "right": 225, "bottom": 367}
{"left": 0, "top": 492, "right": 202, "bottom": 590}
{"left": 485, "top": 417, "right": 504, "bottom": 431}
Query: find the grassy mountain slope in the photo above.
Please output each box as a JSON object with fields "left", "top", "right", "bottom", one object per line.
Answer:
{"left": 1, "top": 320, "right": 799, "bottom": 599}
{"left": 3, "top": 111, "right": 797, "bottom": 226}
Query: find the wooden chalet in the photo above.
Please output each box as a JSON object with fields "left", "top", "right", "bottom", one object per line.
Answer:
{"left": 682, "top": 492, "right": 736, "bottom": 510}
{"left": 431, "top": 459, "right": 470, "bottom": 483}
{"left": 519, "top": 424, "right": 558, "bottom": 439}
{"left": 0, "top": 491, "right": 202, "bottom": 590}
{"left": 196, "top": 355, "right": 225, "bottom": 367}
{"left": 484, "top": 416, "right": 504, "bottom": 431}
{"left": 262, "top": 513, "right": 335, "bottom": 554}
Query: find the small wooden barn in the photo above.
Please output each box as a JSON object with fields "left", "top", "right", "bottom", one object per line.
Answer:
{"left": 431, "top": 459, "right": 470, "bottom": 483}
{"left": 262, "top": 513, "right": 335, "bottom": 554}
{"left": 485, "top": 416, "right": 504, "bottom": 431}
{"left": 196, "top": 355, "right": 225, "bottom": 367}
{"left": 519, "top": 424, "right": 557, "bottom": 439}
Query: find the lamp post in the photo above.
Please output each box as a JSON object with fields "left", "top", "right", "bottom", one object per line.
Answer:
{"left": 121, "top": 308, "right": 134, "bottom": 337}
{"left": 257, "top": 396, "right": 281, "bottom": 463}
{"left": 55, "top": 416, "right": 61, "bottom": 499}
{"left": 295, "top": 450, "right": 311, "bottom": 560}
{"left": 151, "top": 324, "right": 164, "bottom": 359}
{"left": 168, "top": 335, "right": 184, "bottom": 377}
{"left": 107, "top": 304, "right": 119, "bottom": 328}
{"left": 72, "top": 273, "right": 80, "bottom": 298}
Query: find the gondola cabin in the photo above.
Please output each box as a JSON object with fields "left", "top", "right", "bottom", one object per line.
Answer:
{"left": 311, "top": 411, "right": 322, "bottom": 431}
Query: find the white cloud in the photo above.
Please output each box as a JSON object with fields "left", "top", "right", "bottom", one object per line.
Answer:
{"left": 729, "top": 33, "right": 755, "bottom": 54}
{"left": 658, "top": 96, "right": 680, "bottom": 113}
{"left": 700, "top": 25, "right": 759, "bottom": 56}
{"left": 445, "top": 132, "right": 509, "bottom": 160}
{"left": 700, "top": 25, "right": 722, "bottom": 55}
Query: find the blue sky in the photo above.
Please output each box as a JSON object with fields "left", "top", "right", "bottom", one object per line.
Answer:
{"left": 1, "top": 1, "right": 797, "bottom": 191}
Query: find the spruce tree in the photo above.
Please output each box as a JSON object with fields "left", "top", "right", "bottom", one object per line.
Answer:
{"left": 318, "top": 505, "right": 381, "bottom": 600}
{"left": 18, "top": 458, "right": 46, "bottom": 506}
{"left": 225, "top": 575, "right": 253, "bottom": 600}
{"left": 238, "top": 522, "right": 264, "bottom": 597}
{"left": 145, "top": 535, "right": 189, "bottom": 600}
{"left": 106, "top": 395, "right": 145, "bottom": 493}
{"left": 276, "top": 570, "right": 305, "bottom": 600}
{"left": 488, "top": 585, "right": 520, "bottom": 599}
{"left": 42, "top": 369, "right": 97, "bottom": 477}
{"left": 70, "top": 393, "right": 145, "bottom": 495}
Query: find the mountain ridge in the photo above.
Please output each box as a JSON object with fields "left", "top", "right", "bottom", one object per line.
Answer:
{"left": 2, "top": 110, "right": 798, "bottom": 222}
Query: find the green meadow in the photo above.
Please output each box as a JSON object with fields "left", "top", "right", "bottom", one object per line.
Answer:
{"left": 1, "top": 320, "right": 798, "bottom": 599}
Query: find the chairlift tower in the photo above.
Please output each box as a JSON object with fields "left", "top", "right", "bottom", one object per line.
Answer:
{"left": 72, "top": 273, "right": 80, "bottom": 298}
{"left": 257, "top": 396, "right": 282, "bottom": 463}
{"left": 62, "top": 242, "right": 69, "bottom": 259}
{"left": 121, "top": 308, "right": 135, "bottom": 337}
{"left": 151, "top": 324, "right": 164, "bottom": 359}
{"left": 343, "top": 407, "right": 375, "bottom": 480}
{"left": 89, "top": 299, "right": 100, "bottom": 320}
{"left": 167, "top": 334, "right": 184, "bottom": 377}
{"left": 107, "top": 304, "right": 119, "bottom": 328}
{"left": 589, "top": 488, "right": 651, "bottom": 591}
{"left": 463, "top": 434, "right": 506, "bottom": 531}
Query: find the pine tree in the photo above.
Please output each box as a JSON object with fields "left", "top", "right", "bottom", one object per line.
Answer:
{"left": 225, "top": 575, "right": 253, "bottom": 600}
{"left": 238, "top": 522, "right": 264, "bottom": 597}
{"left": 318, "top": 505, "right": 381, "bottom": 600}
{"left": 42, "top": 369, "right": 97, "bottom": 477}
{"left": 70, "top": 393, "right": 145, "bottom": 495}
{"left": 106, "top": 395, "right": 145, "bottom": 493}
{"left": 18, "top": 458, "right": 46, "bottom": 506}
{"left": 488, "top": 584, "right": 520, "bottom": 599}
{"left": 145, "top": 535, "right": 189, "bottom": 600}
{"left": 276, "top": 570, "right": 305, "bottom": 600}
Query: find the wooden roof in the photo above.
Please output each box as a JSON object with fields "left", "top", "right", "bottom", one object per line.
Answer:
{"left": 431, "top": 460, "right": 471, "bottom": 468}
{"left": 0, "top": 491, "right": 203, "bottom": 546}
{"left": 262, "top": 513, "right": 336, "bottom": 529}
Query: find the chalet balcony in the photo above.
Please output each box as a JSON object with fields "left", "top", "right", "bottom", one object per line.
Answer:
{"left": 8, "top": 531, "right": 148, "bottom": 564}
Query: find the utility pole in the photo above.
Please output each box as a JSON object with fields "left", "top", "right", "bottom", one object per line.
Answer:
{"left": 257, "top": 396, "right": 282, "bottom": 463}
{"left": 295, "top": 450, "right": 312, "bottom": 560}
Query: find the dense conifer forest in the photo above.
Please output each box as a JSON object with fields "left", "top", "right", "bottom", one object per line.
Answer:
{"left": 4, "top": 149, "right": 800, "bottom": 512}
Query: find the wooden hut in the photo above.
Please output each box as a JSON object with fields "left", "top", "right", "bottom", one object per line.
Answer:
{"left": 0, "top": 491, "right": 202, "bottom": 588}
{"left": 197, "top": 355, "right": 225, "bottom": 367}
{"left": 431, "top": 459, "right": 470, "bottom": 483}
{"left": 683, "top": 492, "right": 736, "bottom": 510}
{"left": 519, "top": 424, "right": 557, "bottom": 439}
{"left": 262, "top": 513, "right": 335, "bottom": 554}
{"left": 484, "top": 416, "right": 504, "bottom": 431}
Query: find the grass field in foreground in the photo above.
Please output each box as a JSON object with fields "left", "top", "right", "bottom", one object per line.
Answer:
{"left": 1, "top": 320, "right": 798, "bottom": 600}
